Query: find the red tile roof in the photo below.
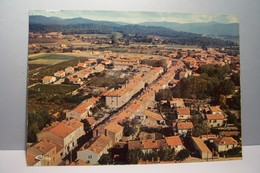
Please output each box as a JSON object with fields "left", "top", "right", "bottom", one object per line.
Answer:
{"left": 165, "top": 136, "right": 183, "bottom": 147}
{"left": 192, "top": 137, "right": 212, "bottom": 153}
{"left": 177, "top": 122, "right": 193, "bottom": 130}
{"left": 214, "top": 137, "right": 238, "bottom": 145}
{"left": 206, "top": 114, "right": 225, "bottom": 120}
{"left": 49, "top": 123, "right": 74, "bottom": 138}
{"left": 176, "top": 108, "right": 190, "bottom": 115}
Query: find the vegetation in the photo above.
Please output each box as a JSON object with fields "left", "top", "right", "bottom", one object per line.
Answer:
{"left": 171, "top": 65, "right": 236, "bottom": 101}
{"left": 219, "top": 147, "right": 242, "bottom": 157}
{"left": 175, "top": 149, "right": 190, "bottom": 161}
{"left": 98, "top": 154, "right": 112, "bottom": 165}
{"left": 27, "top": 110, "right": 53, "bottom": 142}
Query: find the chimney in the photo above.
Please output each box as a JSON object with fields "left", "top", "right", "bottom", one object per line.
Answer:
{"left": 105, "top": 129, "right": 107, "bottom": 136}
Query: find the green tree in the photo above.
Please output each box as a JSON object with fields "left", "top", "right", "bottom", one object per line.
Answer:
{"left": 81, "top": 119, "right": 91, "bottom": 132}
{"left": 127, "top": 149, "right": 144, "bottom": 164}
{"left": 98, "top": 154, "right": 112, "bottom": 165}
{"left": 218, "top": 80, "right": 235, "bottom": 95}
{"left": 175, "top": 149, "right": 190, "bottom": 161}
{"left": 158, "top": 147, "right": 175, "bottom": 161}
{"left": 155, "top": 89, "right": 173, "bottom": 102}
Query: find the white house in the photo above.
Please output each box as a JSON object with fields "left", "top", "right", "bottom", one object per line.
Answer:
{"left": 77, "top": 135, "right": 112, "bottom": 164}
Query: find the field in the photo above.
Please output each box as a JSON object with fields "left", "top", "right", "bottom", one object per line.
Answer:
{"left": 28, "top": 54, "right": 76, "bottom": 65}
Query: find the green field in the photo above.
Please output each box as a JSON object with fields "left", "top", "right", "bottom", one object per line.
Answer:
{"left": 28, "top": 54, "right": 77, "bottom": 65}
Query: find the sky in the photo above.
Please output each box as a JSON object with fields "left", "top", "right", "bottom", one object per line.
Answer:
{"left": 29, "top": 10, "right": 239, "bottom": 24}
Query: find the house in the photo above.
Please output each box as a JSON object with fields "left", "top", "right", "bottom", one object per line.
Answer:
{"left": 77, "top": 62, "right": 87, "bottom": 68}
{"left": 66, "top": 97, "right": 100, "bottom": 120}
{"left": 65, "top": 66, "right": 75, "bottom": 74}
{"left": 42, "top": 76, "right": 56, "bottom": 84}
{"left": 37, "top": 119, "right": 85, "bottom": 159}
{"left": 176, "top": 107, "right": 191, "bottom": 120}
{"left": 206, "top": 114, "right": 226, "bottom": 127}
{"left": 54, "top": 70, "right": 65, "bottom": 78}
{"left": 175, "top": 121, "right": 193, "bottom": 136}
{"left": 170, "top": 98, "right": 185, "bottom": 108}
{"left": 69, "top": 77, "right": 83, "bottom": 85}
{"left": 209, "top": 106, "right": 223, "bottom": 114}
{"left": 213, "top": 137, "right": 238, "bottom": 152}
{"left": 128, "top": 139, "right": 168, "bottom": 154}
{"left": 94, "top": 64, "right": 105, "bottom": 72}
{"left": 104, "top": 123, "right": 124, "bottom": 144}
{"left": 76, "top": 70, "right": 92, "bottom": 79}
{"left": 77, "top": 135, "right": 112, "bottom": 165}
{"left": 165, "top": 136, "right": 185, "bottom": 153}
{"left": 200, "top": 134, "right": 218, "bottom": 141}
{"left": 192, "top": 137, "right": 213, "bottom": 160}
{"left": 27, "top": 139, "right": 63, "bottom": 166}
{"left": 143, "top": 110, "right": 165, "bottom": 127}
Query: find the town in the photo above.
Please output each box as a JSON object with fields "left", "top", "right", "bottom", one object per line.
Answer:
{"left": 27, "top": 18, "right": 241, "bottom": 166}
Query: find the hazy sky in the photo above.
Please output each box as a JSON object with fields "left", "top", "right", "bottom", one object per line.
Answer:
{"left": 29, "top": 10, "right": 239, "bottom": 24}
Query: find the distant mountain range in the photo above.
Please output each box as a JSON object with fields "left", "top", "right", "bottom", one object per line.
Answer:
{"left": 29, "top": 15, "right": 238, "bottom": 47}
{"left": 139, "top": 21, "right": 239, "bottom": 36}
{"left": 30, "top": 15, "right": 239, "bottom": 36}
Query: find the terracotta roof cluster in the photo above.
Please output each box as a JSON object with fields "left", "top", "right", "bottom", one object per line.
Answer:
{"left": 72, "top": 97, "right": 99, "bottom": 114}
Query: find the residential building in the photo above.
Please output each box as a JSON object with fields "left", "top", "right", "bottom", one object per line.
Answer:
{"left": 165, "top": 136, "right": 185, "bottom": 153}
{"left": 65, "top": 66, "right": 75, "bottom": 74}
{"left": 69, "top": 77, "right": 82, "bottom": 85}
{"left": 175, "top": 121, "right": 193, "bottom": 136}
{"left": 192, "top": 137, "right": 213, "bottom": 160}
{"left": 209, "top": 106, "right": 223, "bottom": 114}
{"left": 170, "top": 98, "right": 185, "bottom": 108}
{"left": 206, "top": 114, "right": 226, "bottom": 127}
{"left": 176, "top": 107, "right": 191, "bottom": 120}
{"left": 37, "top": 119, "right": 85, "bottom": 159}
{"left": 54, "top": 70, "right": 65, "bottom": 78}
{"left": 27, "top": 140, "right": 63, "bottom": 166}
{"left": 42, "top": 76, "right": 56, "bottom": 84}
{"left": 143, "top": 110, "right": 165, "bottom": 127}
{"left": 77, "top": 135, "right": 112, "bottom": 165}
{"left": 213, "top": 137, "right": 238, "bottom": 152}
{"left": 66, "top": 97, "right": 100, "bottom": 120}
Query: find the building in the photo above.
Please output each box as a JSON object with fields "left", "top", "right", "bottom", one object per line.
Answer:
{"left": 42, "top": 76, "right": 56, "bottom": 84}
{"left": 69, "top": 77, "right": 83, "bottom": 85}
{"left": 66, "top": 97, "right": 99, "bottom": 120}
{"left": 54, "top": 70, "right": 65, "bottom": 78}
{"left": 176, "top": 108, "right": 191, "bottom": 120}
{"left": 65, "top": 66, "right": 75, "bottom": 74}
{"left": 113, "top": 57, "right": 140, "bottom": 70}
{"left": 105, "top": 74, "right": 145, "bottom": 109}
{"left": 104, "top": 123, "right": 124, "bottom": 144}
{"left": 209, "top": 106, "right": 223, "bottom": 114}
{"left": 128, "top": 139, "right": 168, "bottom": 154}
{"left": 213, "top": 137, "right": 238, "bottom": 152}
{"left": 175, "top": 121, "right": 193, "bottom": 136}
{"left": 27, "top": 140, "right": 63, "bottom": 166}
{"left": 170, "top": 98, "right": 185, "bottom": 108}
{"left": 192, "top": 137, "right": 213, "bottom": 160}
{"left": 143, "top": 110, "right": 165, "bottom": 127}
{"left": 77, "top": 135, "right": 112, "bottom": 165}
{"left": 94, "top": 64, "right": 105, "bottom": 72}
{"left": 165, "top": 136, "right": 185, "bottom": 153}
{"left": 206, "top": 114, "right": 226, "bottom": 127}
{"left": 37, "top": 119, "right": 85, "bottom": 159}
